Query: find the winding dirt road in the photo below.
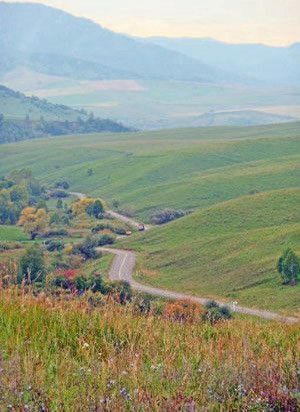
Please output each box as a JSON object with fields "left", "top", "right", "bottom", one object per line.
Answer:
{"left": 99, "top": 248, "right": 299, "bottom": 324}
{"left": 71, "top": 192, "right": 299, "bottom": 324}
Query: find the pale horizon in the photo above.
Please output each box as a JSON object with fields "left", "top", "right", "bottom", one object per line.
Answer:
{"left": 3, "top": 0, "right": 300, "bottom": 46}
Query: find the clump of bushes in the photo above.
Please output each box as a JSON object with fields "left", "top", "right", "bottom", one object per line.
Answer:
{"left": 97, "top": 234, "right": 116, "bottom": 246}
{"left": 40, "top": 228, "right": 68, "bottom": 238}
{"left": 55, "top": 180, "right": 70, "bottom": 190}
{"left": 151, "top": 208, "right": 188, "bottom": 225}
{"left": 45, "top": 239, "right": 65, "bottom": 252}
{"left": 49, "top": 189, "right": 68, "bottom": 199}
{"left": 92, "top": 223, "right": 127, "bottom": 236}
{"left": 73, "top": 236, "right": 100, "bottom": 260}
{"left": 202, "top": 300, "right": 232, "bottom": 324}
{"left": 163, "top": 300, "right": 203, "bottom": 323}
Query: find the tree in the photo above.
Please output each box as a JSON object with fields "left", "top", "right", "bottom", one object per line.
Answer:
{"left": 18, "top": 207, "right": 49, "bottom": 239}
{"left": 19, "top": 245, "right": 45, "bottom": 284}
{"left": 277, "top": 248, "right": 300, "bottom": 285}
{"left": 87, "top": 199, "right": 104, "bottom": 219}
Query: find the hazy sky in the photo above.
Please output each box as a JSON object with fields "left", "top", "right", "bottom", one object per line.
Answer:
{"left": 6, "top": 0, "right": 300, "bottom": 45}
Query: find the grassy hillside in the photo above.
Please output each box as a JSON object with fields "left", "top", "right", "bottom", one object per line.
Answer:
{"left": 0, "top": 84, "right": 85, "bottom": 121}
{"left": 126, "top": 189, "right": 300, "bottom": 313}
{"left": 0, "top": 122, "right": 299, "bottom": 220}
{"left": 0, "top": 290, "right": 298, "bottom": 410}
{"left": 0, "top": 123, "right": 298, "bottom": 313}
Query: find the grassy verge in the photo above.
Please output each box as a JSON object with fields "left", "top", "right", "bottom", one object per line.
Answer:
{"left": 0, "top": 290, "right": 298, "bottom": 410}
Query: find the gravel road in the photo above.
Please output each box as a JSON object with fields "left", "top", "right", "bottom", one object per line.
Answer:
{"left": 98, "top": 247, "right": 299, "bottom": 324}
{"left": 72, "top": 192, "right": 299, "bottom": 324}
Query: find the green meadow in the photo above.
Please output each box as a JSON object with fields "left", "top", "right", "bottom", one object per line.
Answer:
{"left": 0, "top": 122, "right": 299, "bottom": 220}
{"left": 125, "top": 188, "right": 300, "bottom": 314}
{"left": 0, "top": 122, "right": 299, "bottom": 313}
{"left": 0, "top": 225, "right": 28, "bottom": 242}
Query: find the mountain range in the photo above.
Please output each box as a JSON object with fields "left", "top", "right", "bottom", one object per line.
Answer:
{"left": 0, "top": 2, "right": 241, "bottom": 84}
{"left": 0, "top": 2, "right": 299, "bottom": 130}
{"left": 146, "top": 37, "right": 300, "bottom": 86}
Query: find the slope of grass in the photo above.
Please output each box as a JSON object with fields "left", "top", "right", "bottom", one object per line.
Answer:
{"left": 125, "top": 189, "right": 300, "bottom": 314}
{"left": 0, "top": 122, "right": 299, "bottom": 220}
{"left": 0, "top": 290, "right": 298, "bottom": 410}
{"left": 0, "top": 225, "right": 28, "bottom": 242}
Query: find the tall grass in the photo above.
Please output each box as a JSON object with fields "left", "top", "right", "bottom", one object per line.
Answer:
{"left": 0, "top": 289, "right": 298, "bottom": 410}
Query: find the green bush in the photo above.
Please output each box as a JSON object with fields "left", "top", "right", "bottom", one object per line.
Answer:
{"left": 45, "top": 239, "right": 65, "bottom": 252}
{"left": 203, "top": 300, "right": 232, "bottom": 324}
{"left": 19, "top": 245, "right": 46, "bottom": 284}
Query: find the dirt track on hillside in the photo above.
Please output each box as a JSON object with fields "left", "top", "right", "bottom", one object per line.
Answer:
{"left": 72, "top": 192, "right": 299, "bottom": 324}
{"left": 98, "top": 247, "right": 299, "bottom": 324}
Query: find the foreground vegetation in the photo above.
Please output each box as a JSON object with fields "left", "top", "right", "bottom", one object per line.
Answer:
{"left": 0, "top": 289, "right": 298, "bottom": 410}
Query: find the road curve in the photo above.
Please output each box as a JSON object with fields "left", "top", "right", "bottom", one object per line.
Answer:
{"left": 98, "top": 247, "right": 299, "bottom": 325}
{"left": 69, "top": 192, "right": 151, "bottom": 230}
{"left": 71, "top": 192, "right": 298, "bottom": 324}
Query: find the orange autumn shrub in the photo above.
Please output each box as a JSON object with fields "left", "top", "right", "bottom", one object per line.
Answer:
{"left": 163, "top": 300, "right": 204, "bottom": 323}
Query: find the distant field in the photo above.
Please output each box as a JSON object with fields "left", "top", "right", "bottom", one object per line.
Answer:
{"left": 3, "top": 71, "right": 300, "bottom": 128}
{"left": 0, "top": 226, "right": 28, "bottom": 242}
{"left": 0, "top": 122, "right": 299, "bottom": 221}
{"left": 125, "top": 189, "right": 300, "bottom": 314}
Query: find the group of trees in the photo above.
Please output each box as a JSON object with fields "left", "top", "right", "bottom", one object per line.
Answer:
{"left": 0, "top": 113, "right": 131, "bottom": 144}
{"left": 0, "top": 170, "right": 44, "bottom": 225}
{"left": 72, "top": 198, "right": 104, "bottom": 219}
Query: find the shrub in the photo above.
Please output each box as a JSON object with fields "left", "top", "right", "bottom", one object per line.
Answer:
{"left": 163, "top": 300, "right": 203, "bottom": 323}
{"left": 108, "top": 281, "right": 132, "bottom": 304}
{"left": 86, "top": 199, "right": 104, "bottom": 219}
{"left": 55, "top": 180, "right": 70, "bottom": 190}
{"left": 113, "top": 227, "right": 127, "bottom": 235}
{"left": 73, "top": 236, "right": 100, "bottom": 260}
{"left": 50, "top": 189, "right": 68, "bottom": 199}
{"left": 19, "top": 245, "right": 46, "bottom": 284}
{"left": 151, "top": 209, "right": 187, "bottom": 225}
{"left": 45, "top": 239, "right": 65, "bottom": 252}
{"left": 203, "top": 300, "right": 232, "bottom": 324}
{"left": 40, "top": 229, "right": 68, "bottom": 238}
{"left": 97, "top": 234, "right": 116, "bottom": 246}
{"left": 133, "top": 295, "right": 152, "bottom": 315}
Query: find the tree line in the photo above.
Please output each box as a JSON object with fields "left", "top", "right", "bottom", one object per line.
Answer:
{"left": 0, "top": 113, "right": 131, "bottom": 144}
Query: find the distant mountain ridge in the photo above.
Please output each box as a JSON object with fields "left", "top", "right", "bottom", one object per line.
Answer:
{"left": 0, "top": 2, "right": 249, "bottom": 84}
{"left": 146, "top": 37, "right": 300, "bottom": 85}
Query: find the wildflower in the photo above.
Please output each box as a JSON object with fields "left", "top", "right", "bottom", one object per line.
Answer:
{"left": 107, "top": 379, "right": 116, "bottom": 388}
{"left": 120, "top": 387, "right": 131, "bottom": 401}
{"left": 82, "top": 342, "right": 89, "bottom": 349}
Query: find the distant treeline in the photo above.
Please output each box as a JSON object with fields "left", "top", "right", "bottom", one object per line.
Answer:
{"left": 0, "top": 114, "right": 132, "bottom": 144}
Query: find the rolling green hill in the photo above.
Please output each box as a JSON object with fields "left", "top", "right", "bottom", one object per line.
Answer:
{"left": 0, "top": 122, "right": 299, "bottom": 313}
{"left": 125, "top": 189, "right": 300, "bottom": 314}
{"left": 0, "top": 122, "right": 299, "bottom": 219}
